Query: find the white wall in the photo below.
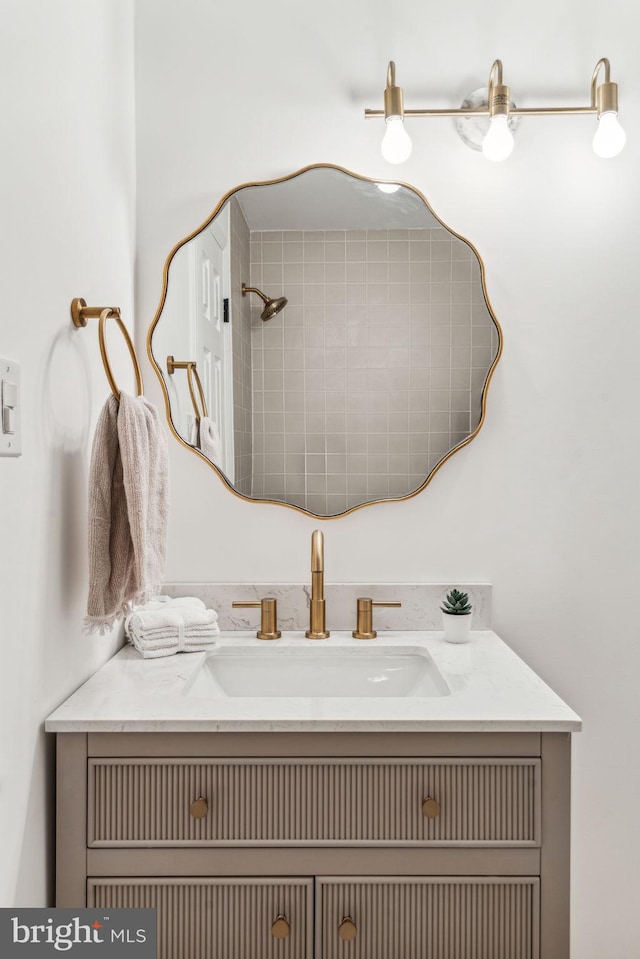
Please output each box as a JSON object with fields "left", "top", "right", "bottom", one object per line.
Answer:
{"left": 0, "top": 1, "right": 136, "bottom": 906}
{"left": 135, "top": 2, "right": 640, "bottom": 954}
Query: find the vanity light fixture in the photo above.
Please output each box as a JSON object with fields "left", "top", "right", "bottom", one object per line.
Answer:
{"left": 365, "top": 58, "right": 625, "bottom": 162}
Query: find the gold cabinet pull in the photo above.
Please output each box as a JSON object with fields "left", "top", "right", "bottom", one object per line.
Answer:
{"left": 271, "top": 914, "right": 290, "bottom": 939}
{"left": 189, "top": 797, "right": 209, "bottom": 819}
{"left": 422, "top": 796, "right": 441, "bottom": 819}
{"left": 338, "top": 916, "right": 357, "bottom": 941}
{"left": 352, "top": 597, "right": 402, "bottom": 639}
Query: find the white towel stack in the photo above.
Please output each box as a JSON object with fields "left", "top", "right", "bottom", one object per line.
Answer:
{"left": 124, "top": 596, "right": 220, "bottom": 659}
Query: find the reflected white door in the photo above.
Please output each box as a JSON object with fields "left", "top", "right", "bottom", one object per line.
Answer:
{"left": 192, "top": 209, "right": 233, "bottom": 481}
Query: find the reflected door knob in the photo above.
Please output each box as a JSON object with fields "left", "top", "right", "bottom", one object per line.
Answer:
{"left": 189, "top": 797, "right": 209, "bottom": 819}
{"left": 339, "top": 916, "right": 357, "bottom": 941}
{"left": 422, "top": 796, "right": 441, "bottom": 819}
{"left": 272, "top": 914, "right": 290, "bottom": 939}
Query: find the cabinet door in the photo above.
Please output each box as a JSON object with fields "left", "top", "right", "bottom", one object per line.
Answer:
{"left": 88, "top": 878, "right": 313, "bottom": 959}
{"left": 317, "top": 877, "right": 539, "bottom": 959}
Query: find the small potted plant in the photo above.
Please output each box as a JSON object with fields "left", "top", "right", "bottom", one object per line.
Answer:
{"left": 440, "top": 588, "right": 473, "bottom": 644}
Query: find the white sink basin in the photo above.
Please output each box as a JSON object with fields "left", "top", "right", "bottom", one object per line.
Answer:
{"left": 185, "top": 643, "right": 450, "bottom": 699}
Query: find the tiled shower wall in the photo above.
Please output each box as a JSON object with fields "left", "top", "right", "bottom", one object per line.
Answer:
{"left": 229, "top": 197, "right": 252, "bottom": 496}
{"left": 248, "top": 228, "right": 497, "bottom": 515}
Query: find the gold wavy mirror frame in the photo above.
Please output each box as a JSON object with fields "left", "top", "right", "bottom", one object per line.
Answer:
{"left": 148, "top": 163, "right": 502, "bottom": 519}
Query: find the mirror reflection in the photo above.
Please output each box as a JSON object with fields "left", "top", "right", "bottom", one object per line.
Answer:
{"left": 150, "top": 165, "right": 501, "bottom": 517}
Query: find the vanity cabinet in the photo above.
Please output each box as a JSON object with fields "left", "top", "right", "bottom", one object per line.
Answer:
{"left": 56, "top": 731, "right": 570, "bottom": 958}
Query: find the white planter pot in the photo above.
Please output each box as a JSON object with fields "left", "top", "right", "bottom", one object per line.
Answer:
{"left": 442, "top": 612, "right": 472, "bottom": 644}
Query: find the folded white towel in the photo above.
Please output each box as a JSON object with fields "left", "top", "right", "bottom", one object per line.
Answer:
{"left": 128, "top": 630, "right": 216, "bottom": 649}
{"left": 125, "top": 595, "right": 220, "bottom": 659}
{"left": 129, "top": 597, "right": 216, "bottom": 628}
{"left": 125, "top": 597, "right": 218, "bottom": 631}
{"left": 126, "top": 639, "right": 218, "bottom": 660}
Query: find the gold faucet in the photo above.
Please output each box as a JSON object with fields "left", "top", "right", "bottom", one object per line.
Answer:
{"left": 305, "top": 529, "right": 330, "bottom": 639}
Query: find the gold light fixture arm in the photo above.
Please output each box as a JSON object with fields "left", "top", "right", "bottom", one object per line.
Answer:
{"left": 591, "top": 58, "right": 610, "bottom": 106}
{"left": 384, "top": 60, "right": 404, "bottom": 119}
{"left": 71, "top": 297, "right": 144, "bottom": 400}
{"left": 591, "top": 57, "right": 618, "bottom": 116}
{"left": 487, "top": 59, "right": 509, "bottom": 119}
{"left": 488, "top": 59, "right": 503, "bottom": 89}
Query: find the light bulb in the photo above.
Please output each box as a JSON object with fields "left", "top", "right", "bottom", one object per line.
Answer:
{"left": 593, "top": 112, "right": 626, "bottom": 158}
{"left": 482, "top": 114, "right": 514, "bottom": 162}
{"left": 376, "top": 182, "right": 400, "bottom": 194}
{"left": 381, "top": 116, "right": 412, "bottom": 164}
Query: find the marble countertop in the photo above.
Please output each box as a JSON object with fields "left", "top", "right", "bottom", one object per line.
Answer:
{"left": 45, "top": 631, "right": 581, "bottom": 733}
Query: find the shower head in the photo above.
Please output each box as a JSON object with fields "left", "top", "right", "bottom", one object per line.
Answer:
{"left": 260, "top": 295, "right": 288, "bottom": 321}
{"left": 242, "top": 283, "right": 288, "bottom": 322}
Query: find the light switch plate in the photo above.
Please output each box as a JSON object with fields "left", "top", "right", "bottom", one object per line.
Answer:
{"left": 0, "top": 357, "right": 21, "bottom": 457}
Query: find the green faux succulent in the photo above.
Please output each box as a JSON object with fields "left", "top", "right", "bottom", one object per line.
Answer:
{"left": 440, "top": 588, "right": 472, "bottom": 616}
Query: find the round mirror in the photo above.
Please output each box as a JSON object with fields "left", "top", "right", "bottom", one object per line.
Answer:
{"left": 148, "top": 164, "right": 501, "bottom": 517}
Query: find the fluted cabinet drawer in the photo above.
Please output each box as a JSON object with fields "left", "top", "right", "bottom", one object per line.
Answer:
{"left": 87, "top": 878, "right": 313, "bottom": 959}
{"left": 317, "top": 877, "right": 540, "bottom": 959}
{"left": 88, "top": 758, "right": 540, "bottom": 847}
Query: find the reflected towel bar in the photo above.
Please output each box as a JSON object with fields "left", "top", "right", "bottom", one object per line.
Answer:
{"left": 166, "top": 356, "right": 208, "bottom": 423}
{"left": 71, "top": 297, "right": 144, "bottom": 400}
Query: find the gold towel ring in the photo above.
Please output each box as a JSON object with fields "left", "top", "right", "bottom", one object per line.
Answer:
{"left": 166, "top": 356, "right": 208, "bottom": 423}
{"left": 98, "top": 309, "right": 144, "bottom": 400}
{"left": 71, "top": 298, "right": 144, "bottom": 400}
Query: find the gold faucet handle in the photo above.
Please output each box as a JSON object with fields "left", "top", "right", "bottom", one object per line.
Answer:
{"left": 232, "top": 598, "right": 282, "bottom": 640}
{"left": 352, "top": 597, "right": 402, "bottom": 639}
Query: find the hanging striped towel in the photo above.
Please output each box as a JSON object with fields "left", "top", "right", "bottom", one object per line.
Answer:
{"left": 85, "top": 391, "right": 169, "bottom": 633}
